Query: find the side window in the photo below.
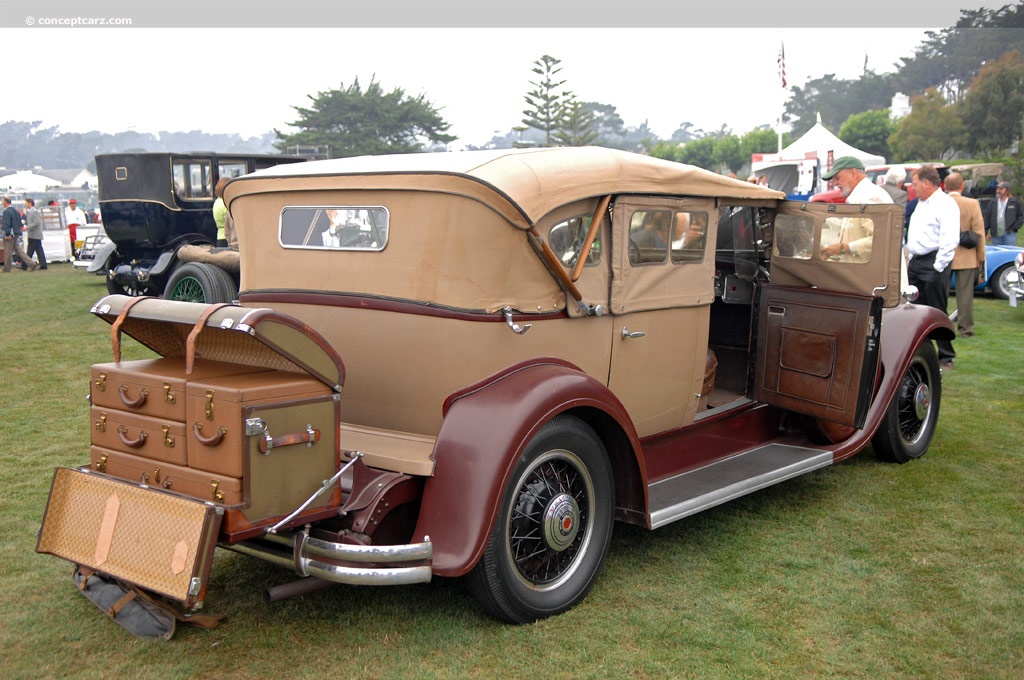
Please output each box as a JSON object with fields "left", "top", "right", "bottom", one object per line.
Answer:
{"left": 629, "top": 210, "right": 671, "bottom": 265}
{"left": 670, "top": 211, "right": 709, "bottom": 264}
{"left": 280, "top": 206, "right": 389, "bottom": 251}
{"left": 218, "top": 162, "right": 248, "bottom": 181}
{"left": 819, "top": 216, "right": 875, "bottom": 263}
{"left": 774, "top": 213, "right": 815, "bottom": 260}
{"left": 548, "top": 215, "right": 601, "bottom": 267}
{"left": 172, "top": 160, "right": 213, "bottom": 199}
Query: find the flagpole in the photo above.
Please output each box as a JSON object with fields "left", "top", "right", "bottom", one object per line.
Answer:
{"left": 777, "top": 42, "right": 786, "bottom": 153}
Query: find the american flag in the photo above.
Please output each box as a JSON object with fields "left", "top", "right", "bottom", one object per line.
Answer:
{"left": 778, "top": 43, "right": 787, "bottom": 89}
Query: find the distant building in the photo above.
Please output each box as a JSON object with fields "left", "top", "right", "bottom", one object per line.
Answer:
{"left": 39, "top": 168, "right": 98, "bottom": 190}
{"left": 890, "top": 93, "right": 912, "bottom": 120}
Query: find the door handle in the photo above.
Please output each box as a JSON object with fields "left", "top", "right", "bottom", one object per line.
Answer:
{"left": 621, "top": 327, "right": 646, "bottom": 340}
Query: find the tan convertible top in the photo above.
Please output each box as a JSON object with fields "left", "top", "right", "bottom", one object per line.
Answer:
{"left": 225, "top": 146, "right": 785, "bottom": 227}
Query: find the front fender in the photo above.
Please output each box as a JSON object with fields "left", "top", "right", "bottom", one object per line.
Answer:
{"left": 413, "top": 358, "right": 642, "bottom": 577}
{"left": 833, "top": 302, "right": 954, "bottom": 460}
{"left": 86, "top": 240, "right": 118, "bottom": 274}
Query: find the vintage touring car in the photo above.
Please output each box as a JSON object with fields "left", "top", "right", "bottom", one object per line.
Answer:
{"left": 38, "top": 147, "right": 953, "bottom": 631}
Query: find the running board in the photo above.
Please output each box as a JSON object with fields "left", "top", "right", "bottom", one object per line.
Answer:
{"left": 648, "top": 444, "right": 833, "bottom": 529}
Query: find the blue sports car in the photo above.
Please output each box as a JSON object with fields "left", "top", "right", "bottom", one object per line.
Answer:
{"left": 977, "top": 244, "right": 1024, "bottom": 299}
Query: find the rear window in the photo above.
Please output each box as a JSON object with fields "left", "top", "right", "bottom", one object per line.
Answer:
{"left": 279, "top": 206, "right": 389, "bottom": 251}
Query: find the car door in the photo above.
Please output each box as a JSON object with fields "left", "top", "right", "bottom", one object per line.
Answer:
{"left": 606, "top": 196, "right": 718, "bottom": 437}
{"left": 753, "top": 200, "right": 903, "bottom": 428}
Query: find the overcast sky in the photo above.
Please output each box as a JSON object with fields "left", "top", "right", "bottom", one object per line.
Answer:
{"left": 0, "top": 2, "right": 995, "bottom": 149}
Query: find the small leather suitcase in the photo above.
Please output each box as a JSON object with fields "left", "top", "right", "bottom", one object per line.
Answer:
{"left": 91, "top": 446, "right": 243, "bottom": 506}
{"left": 38, "top": 467, "right": 223, "bottom": 609}
{"left": 90, "top": 406, "right": 188, "bottom": 466}
{"left": 91, "top": 358, "right": 265, "bottom": 422}
{"left": 185, "top": 371, "right": 333, "bottom": 477}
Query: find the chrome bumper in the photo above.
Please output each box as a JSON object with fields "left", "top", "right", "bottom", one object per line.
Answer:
{"left": 225, "top": 531, "right": 432, "bottom": 586}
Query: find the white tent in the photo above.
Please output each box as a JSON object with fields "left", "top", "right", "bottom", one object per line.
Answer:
{"left": 751, "top": 115, "right": 885, "bottom": 197}
{"left": 0, "top": 170, "right": 62, "bottom": 193}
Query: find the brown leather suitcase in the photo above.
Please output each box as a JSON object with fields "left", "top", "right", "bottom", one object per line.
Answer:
{"left": 90, "top": 446, "right": 243, "bottom": 506}
{"left": 185, "top": 371, "right": 333, "bottom": 477}
{"left": 38, "top": 467, "right": 223, "bottom": 609}
{"left": 90, "top": 358, "right": 265, "bottom": 422}
{"left": 90, "top": 406, "right": 188, "bottom": 466}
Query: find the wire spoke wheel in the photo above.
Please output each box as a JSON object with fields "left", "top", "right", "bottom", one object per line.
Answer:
{"left": 468, "top": 415, "right": 613, "bottom": 623}
{"left": 163, "top": 262, "right": 237, "bottom": 304}
{"left": 168, "top": 275, "right": 205, "bottom": 302}
{"left": 872, "top": 341, "right": 941, "bottom": 464}
{"left": 506, "top": 450, "right": 593, "bottom": 590}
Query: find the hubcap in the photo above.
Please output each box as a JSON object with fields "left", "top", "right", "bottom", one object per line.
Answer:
{"left": 543, "top": 493, "right": 580, "bottom": 552}
{"left": 505, "top": 450, "right": 594, "bottom": 590}
{"left": 913, "top": 383, "right": 931, "bottom": 420}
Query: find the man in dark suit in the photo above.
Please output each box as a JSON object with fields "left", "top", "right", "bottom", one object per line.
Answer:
{"left": 983, "top": 182, "right": 1023, "bottom": 246}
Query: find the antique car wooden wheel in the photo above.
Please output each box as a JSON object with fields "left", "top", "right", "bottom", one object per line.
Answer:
{"left": 872, "top": 341, "right": 941, "bottom": 464}
{"left": 468, "top": 414, "right": 614, "bottom": 623}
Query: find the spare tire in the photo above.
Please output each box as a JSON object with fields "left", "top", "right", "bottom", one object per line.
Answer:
{"left": 163, "top": 262, "right": 237, "bottom": 304}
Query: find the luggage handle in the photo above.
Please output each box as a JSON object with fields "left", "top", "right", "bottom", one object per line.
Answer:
{"left": 117, "top": 425, "right": 148, "bottom": 449}
{"left": 118, "top": 385, "right": 149, "bottom": 409}
{"left": 192, "top": 422, "right": 227, "bottom": 447}
{"left": 258, "top": 425, "right": 320, "bottom": 455}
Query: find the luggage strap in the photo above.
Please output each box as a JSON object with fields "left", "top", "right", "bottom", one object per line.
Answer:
{"left": 185, "top": 303, "right": 232, "bottom": 374}
{"left": 110, "top": 296, "right": 152, "bottom": 362}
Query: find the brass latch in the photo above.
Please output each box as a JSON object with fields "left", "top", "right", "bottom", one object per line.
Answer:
{"left": 162, "top": 382, "right": 176, "bottom": 404}
{"left": 94, "top": 413, "right": 107, "bottom": 433}
{"left": 204, "top": 390, "right": 215, "bottom": 420}
{"left": 94, "top": 372, "right": 107, "bottom": 392}
{"left": 211, "top": 480, "right": 224, "bottom": 503}
{"left": 94, "top": 453, "right": 108, "bottom": 472}
{"left": 162, "top": 425, "right": 175, "bottom": 448}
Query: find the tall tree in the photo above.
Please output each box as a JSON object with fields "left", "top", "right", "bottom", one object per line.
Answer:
{"left": 275, "top": 77, "right": 455, "bottom": 158}
{"left": 785, "top": 72, "right": 896, "bottom": 138}
{"left": 838, "top": 109, "right": 896, "bottom": 159}
{"left": 522, "top": 55, "right": 573, "bottom": 146}
{"left": 553, "top": 100, "right": 601, "bottom": 147}
{"left": 895, "top": 4, "right": 1024, "bottom": 104}
{"left": 959, "top": 51, "right": 1024, "bottom": 156}
{"left": 670, "top": 122, "right": 704, "bottom": 143}
{"left": 585, "top": 102, "right": 625, "bottom": 139}
{"left": 888, "top": 89, "right": 967, "bottom": 162}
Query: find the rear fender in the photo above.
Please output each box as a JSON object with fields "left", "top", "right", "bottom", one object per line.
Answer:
{"left": 414, "top": 358, "right": 644, "bottom": 577}
{"left": 832, "top": 302, "right": 954, "bottom": 460}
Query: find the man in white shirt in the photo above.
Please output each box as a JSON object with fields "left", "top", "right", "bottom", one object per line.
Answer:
{"left": 907, "top": 165, "right": 960, "bottom": 369}
{"left": 64, "top": 198, "right": 87, "bottom": 257}
{"left": 819, "top": 156, "right": 892, "bottom": 262}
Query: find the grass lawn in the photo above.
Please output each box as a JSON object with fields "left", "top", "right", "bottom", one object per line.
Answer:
{"left": 1, "top": 264, "right": 1021, "bottom": 679}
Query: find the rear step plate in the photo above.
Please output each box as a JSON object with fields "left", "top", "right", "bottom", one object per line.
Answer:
{"left": 37, "top": 467, "right": 223, "bottom": 608}
{"left": 648, "top": 444, "right": 832, "bottom": 528}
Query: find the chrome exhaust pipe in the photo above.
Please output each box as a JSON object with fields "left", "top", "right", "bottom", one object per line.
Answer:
{"left": 226, "top": 532, "right": 432, "bottom": 587}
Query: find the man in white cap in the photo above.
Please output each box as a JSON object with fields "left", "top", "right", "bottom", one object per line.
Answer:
{"left": 65, "top": 198, "right": 87, "bottom": 258}
{"left": 818, "top": 156, "right": 892, "bottom": 262}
